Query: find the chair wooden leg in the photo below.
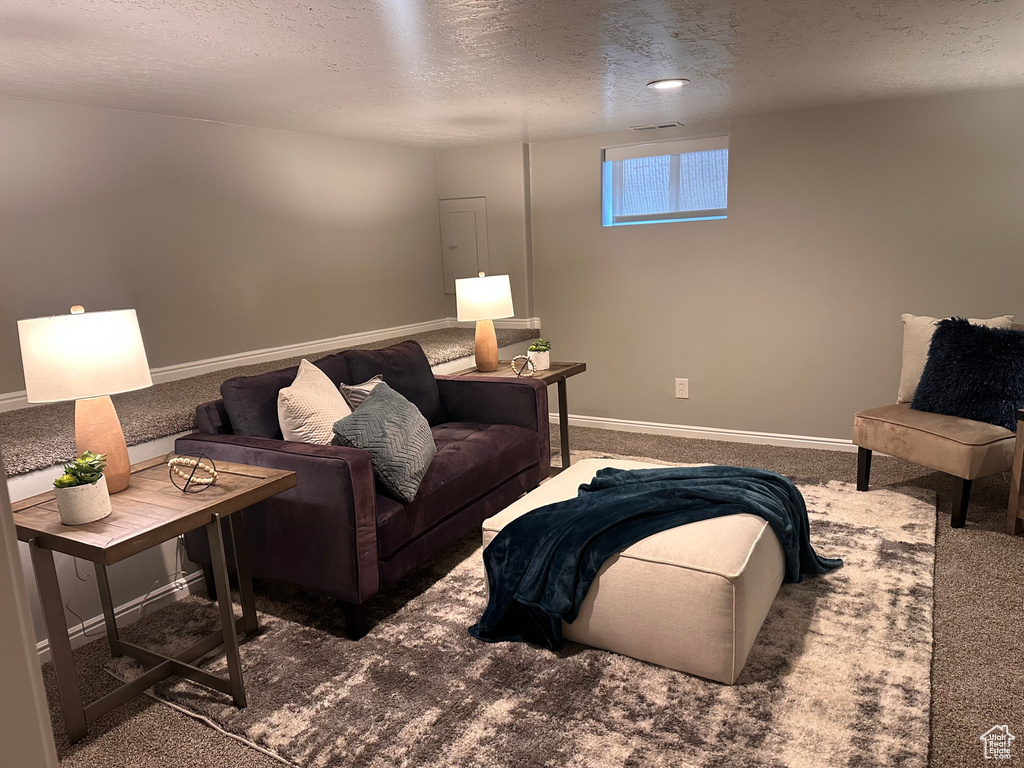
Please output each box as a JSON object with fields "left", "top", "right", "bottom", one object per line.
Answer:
{"left": 342, "top": 602, "right": 370, "bottom": 640}
{"left": 857, "top": 447, "right": 872, "bottom": 491}
{"left": 951, "top": 477, "right": 971, "bottom": 528}
{"left": 1007, "top": 412, "right": 1024, "bottom": 535}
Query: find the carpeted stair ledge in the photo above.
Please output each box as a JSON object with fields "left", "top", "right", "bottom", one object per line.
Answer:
{"left": 1, "top": 327, "right": 538, "bottom": 477}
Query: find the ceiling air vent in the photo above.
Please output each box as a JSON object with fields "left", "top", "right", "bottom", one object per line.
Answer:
{"left": 631, "top": 121, "right": 685, "bottom": 131}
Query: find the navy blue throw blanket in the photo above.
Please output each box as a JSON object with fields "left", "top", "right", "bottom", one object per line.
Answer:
{"left": 469, "top": 466, "right": 842, "bottom": 650}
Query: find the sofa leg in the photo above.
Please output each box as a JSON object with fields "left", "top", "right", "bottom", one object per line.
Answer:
{"left": 951, "top": 477, "right": 972, "bottom": 528}
{"left": 857, "top": 447, "right": 872, "bottom": 491}
{"left": 201, "top": 562, "right": 217, "bottom": 602}
{"left": 343, "top": 602, "right": 370, "bottom": 640}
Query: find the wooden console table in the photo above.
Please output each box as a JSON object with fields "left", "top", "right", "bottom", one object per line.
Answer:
{"left": 12, "top": 456, "right": 296, "bottom": 743}
{"left": 1007, "top": 408, "right": 1024, "bottom": 535}
{"left": 450, "top": 361, "right": 586, "bottom": 472}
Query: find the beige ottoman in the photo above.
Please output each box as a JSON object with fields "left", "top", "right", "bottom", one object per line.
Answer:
{"left": 481, "top": 459, "right": 785, "bottom": 684}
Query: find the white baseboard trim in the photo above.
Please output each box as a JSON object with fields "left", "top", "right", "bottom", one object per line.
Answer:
{"left": 148, "top": 318, "right": 459, "bottom": 386}
{"left": 0, "top": 390, "right": 27, "bottom": 412}
{"left": 553, "top": 413, "right": 858, "bottom": 453}
{"left": 35, "top": 570, "right": 206, "bottom": 664}
{"left": 1, "top": 316, "right": 543, "bottom": 413}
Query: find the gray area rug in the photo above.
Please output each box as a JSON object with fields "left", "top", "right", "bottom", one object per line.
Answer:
{"left": 0, "top": 327, "right": 538, "bottom": 477}
{"left": 109, "top": 469, "right": 935, "bottom": 768}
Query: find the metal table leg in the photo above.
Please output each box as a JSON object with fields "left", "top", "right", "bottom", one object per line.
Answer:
{"left": 93, "top": 563, "right": 121, "bottom": 656}
{"left": 557, "top": 377, "right": 571, "bottom": 469}
{"left": 228, "top": 512, "right": 259, "bottom": 636}
{"left": 29, "top": 540, "right": 87, "bottom": 743}
{"left": 207, "top": 513, "right": 247, "bottom": 708}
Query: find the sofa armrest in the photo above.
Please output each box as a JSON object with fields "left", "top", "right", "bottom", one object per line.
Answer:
{"left": 435, "top": 376, "right": 550, "bottom": 469}
{"left": 174, "top": 432, "right": 381, "bottom": 603}
{"left": 435, "top": 375, "right": 547, "bottom": 430}
{"left": 196, "top": 399, "right": 232, "bottom": 434}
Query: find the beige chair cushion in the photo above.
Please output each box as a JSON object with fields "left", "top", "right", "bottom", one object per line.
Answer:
{"left": 482, "top": 459, "right": 785, "bottom": 685}
{"left": 853, "top": 403, "right": 1014, "bottom": 479}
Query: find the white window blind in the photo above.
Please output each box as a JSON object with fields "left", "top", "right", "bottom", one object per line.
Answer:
{"left": 602, "top": 136, "right": 729, "bottom": 226}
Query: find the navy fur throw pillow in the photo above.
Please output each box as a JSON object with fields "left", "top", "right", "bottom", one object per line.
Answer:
{"left": 911, "top": 317, "right": 1024, "bottom": 431}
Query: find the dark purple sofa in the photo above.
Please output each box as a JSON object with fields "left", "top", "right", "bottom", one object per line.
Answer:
{"left": 176, "top": 340, "right": 549, "bottom": 638}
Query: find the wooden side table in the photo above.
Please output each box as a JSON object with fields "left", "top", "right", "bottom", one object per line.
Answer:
{"left": 449, "top": 361, "right": 586, "bottom": 471}
{"left": 12, "top": 456, "right": 296, "bottom": 743}
{"left": 1007, "top": 408, "right": 1024, "bottom": 535}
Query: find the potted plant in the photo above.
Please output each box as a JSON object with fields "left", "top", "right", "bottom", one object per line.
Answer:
{"left": 53, "top": 452, "right": 112, "bottom": 525}
{"left": 528, "top": 338, "right": 551, "bottom": 371}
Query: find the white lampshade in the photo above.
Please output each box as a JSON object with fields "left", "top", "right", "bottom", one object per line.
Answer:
{"left": 18, "top": 308, "right": 153, "bottom": 403}
{"left": 455, "top": 274, "right": 514, "bottom": 322}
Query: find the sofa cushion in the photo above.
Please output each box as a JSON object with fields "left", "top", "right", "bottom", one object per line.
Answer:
{"left": 315, "top": 352, "right": 352, "bottom": 387}
{"left": 374, "top": 422, "right": 541, "bottom": 557}
{"left": 912, "top": 318, "right": 1024, "bottom": 431}
{"left": 332, "top": 383, "right": 436, "bottom": 503}
{"left": 853, "top": 403, "right": 1014, "bottom": 479}
{"left": 221, "top": 366, "right": 300, "bottom": 439}
{"left": 278, "top": 359, "right": 352, "bottom": 445}
{"left": 220, "top": 355, "right": 354, "bottom": 439}
{"left": 343, "top": 340, "right": 446, "bottom": 426}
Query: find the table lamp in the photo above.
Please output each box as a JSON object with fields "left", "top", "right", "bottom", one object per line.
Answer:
{"left": 18, "top": 306, "right": 153, "bottom": 494}
{"left": 455, "top": 273, "right": 514, "bottom": 372}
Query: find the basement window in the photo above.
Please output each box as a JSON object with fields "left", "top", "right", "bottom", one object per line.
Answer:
{"left": 601, "top": 136, "right": 729, "bottom": 226}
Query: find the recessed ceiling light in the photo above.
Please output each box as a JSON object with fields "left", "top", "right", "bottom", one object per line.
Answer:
{"left": 647, "top": 78, "right": 689, "bottom": 90}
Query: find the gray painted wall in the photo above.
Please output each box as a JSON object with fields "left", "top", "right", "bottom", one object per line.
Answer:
{"left": 436, "top": 142, "right": 534, "bottom": 318}
{"left": 0, "top": 97, "right": 446, "bottom": 393}
{"left": 530, "top": 88, "right": 1024, "bottom": 440}
{"left": 0, "top": 96, "right": 448, "bottom": 653}
{"left": 5, "top": 85, "right": 1023, "bottom": 671}
{"left": 0, "top": 454, "right": 58, "bottom": 767}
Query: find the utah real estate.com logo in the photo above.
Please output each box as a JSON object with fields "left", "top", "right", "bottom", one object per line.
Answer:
{"left": 980, "top": 726, "right": 1015, "bottom": 760}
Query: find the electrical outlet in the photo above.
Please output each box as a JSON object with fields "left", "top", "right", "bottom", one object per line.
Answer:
{"left": 675, "top": 378, "right": 689, "bottom": 399}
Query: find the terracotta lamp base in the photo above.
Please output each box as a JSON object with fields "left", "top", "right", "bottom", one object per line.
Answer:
{"left": 75, "top": 395, "right": 131, "bottom": 494}
{"left": 474, "top": 319, "right": 499, "bottom": 372}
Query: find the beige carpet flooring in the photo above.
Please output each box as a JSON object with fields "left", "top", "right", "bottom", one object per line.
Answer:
{"left": 46, "top": 425, "right": 1023, "bottom": 768}
{"left": 102, "top": 474, "right": 932, "bottom": 768}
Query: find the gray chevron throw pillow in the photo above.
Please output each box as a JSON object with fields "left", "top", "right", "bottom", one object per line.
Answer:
{"left": 332, "top": 382, "right": 436, "bottom": 503}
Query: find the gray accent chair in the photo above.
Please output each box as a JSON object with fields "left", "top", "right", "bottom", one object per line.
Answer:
{"left": 853, "top": 323, "right": 1023, "bottom": 529}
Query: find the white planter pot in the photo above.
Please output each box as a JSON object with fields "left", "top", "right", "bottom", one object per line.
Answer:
{"left": 54, "top": 475, "right": 112, "bottom": 525}
{"left": 528, "top": 350, "right": 550, "bottom": 371}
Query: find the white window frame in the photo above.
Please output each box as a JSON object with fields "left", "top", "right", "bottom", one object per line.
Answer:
{"left": 601, "top": 135, "right": 729, "bottom": 226}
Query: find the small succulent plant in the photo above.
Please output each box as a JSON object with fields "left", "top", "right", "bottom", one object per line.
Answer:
{"left": 528, "top": 338, "right": 551, "bottom": 352}
{"left": 54, "top": 452, "right": 107, "bottom": 488}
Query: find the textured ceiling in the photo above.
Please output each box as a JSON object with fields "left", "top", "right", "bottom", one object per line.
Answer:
{"left": 0, "top": 0, "right": 1022, "bottom": 146}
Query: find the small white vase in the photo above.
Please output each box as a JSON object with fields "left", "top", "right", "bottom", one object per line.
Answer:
{"left": 528, "top": 350, "right": 550, "bottom": 371}
{"left": 54, "top": 475, "right": 112, "bottom": 525}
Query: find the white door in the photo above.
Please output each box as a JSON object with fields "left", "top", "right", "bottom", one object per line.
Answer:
{"left": 439, "top": 197, "right": 489, "bottom": 294}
